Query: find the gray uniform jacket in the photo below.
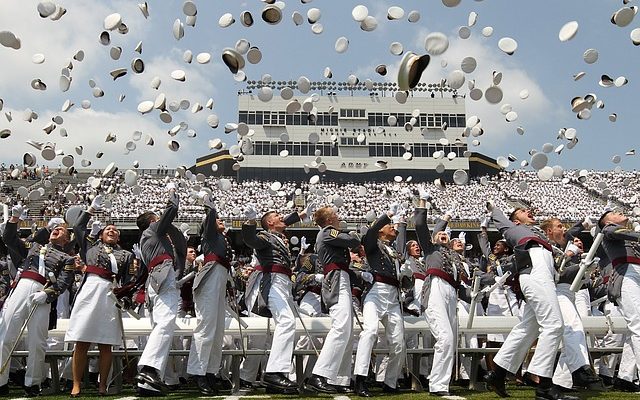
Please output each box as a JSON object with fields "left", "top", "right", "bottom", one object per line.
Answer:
{"left": 362, "top": 213, "right": 411, "bottom": 297}
{"left": 490, "top": 207, "right": 553, "bottom": 275}
{"left": 2, "top": 221, "right": 75, "bottom": 303}
{"left": 242, "top": 212, "right": 300, "bottom": 317}
{"left": 193, "top": 203, "right": 233, "bottom": 292}
{"left": 139, "top": 193, "right": 187, "bottom": 293}
{"left": 315, "top": 225, "right": 361, "bottom": 310}
{"left": 600, "top": 223, "right": 640, "bottom": 305}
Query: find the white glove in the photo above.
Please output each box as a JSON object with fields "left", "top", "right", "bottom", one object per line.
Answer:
{"left": 305, "top": 201, "right": 317, "bottom": 217}
{"left": 361, "top": 271, "right": 373, "bottom": 284}
{"left": 132, "top": 243, "right": 142, "bottom": 260}
{"left": 11, "top": 204, "right": 23, "bottom": 219}
{"left": 418, "top": 186, "right": 431, "bottom": 201}
{"left": 582, "top": 215, "right": 597, "bottom": 229}
{"left": 444, "top": 208, "right": 455, "bottom": 219}
{"left": 244, "top": 205, "right": 257, "bottom": 220}
{"left": 480, "top": 215, "right": 491, "bottom": 229}
{"left": 166, "top": 182, "right": 177, "bottom": 192}
{"left": 168, "top": 189, "right": 179, "bottom": 205}
{"left": 91, "top": 195, "right": 104, "bottom": 211}
{"left": 90, "top": 220, "right": 103, "bottom": 236}
{"left": 300, "top": 236, "right": 309, "bottom": 251}
{"left": 195, "top": 254, "right": 204, "bottom": 264}
{"left": 29, "top": 291, "right": 48, "bottom": 305}
{"left": 391, "top": 214, "right": 402, "bottom": 224}
{"left": 444, "top": 227, "right": 452, "bottom": 238}
{"left": 202, "top": 193, "right": 215, "bottom": 209}
{"left": 388, "top": 202, "right": 399, "bottom": 217}
{"left": 566, "top": 242, "right": 581, "bottom": 256}
{"left": 47, "top": 217, "right": 65, "bottom": 230}
{"left": 486, "top": 200, "right": 495, "bottom": 212}
{"left": 314, "top": 273, "right": 324, "bottom": 283}
{"left": 399, "top": 261, "right": 412, "bottom": 280}
{"left": 458, "top": 232, "right": 466, "bottom": 244}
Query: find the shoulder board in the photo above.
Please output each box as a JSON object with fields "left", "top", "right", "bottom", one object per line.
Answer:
{"left": 329, "top": 229, "right": 340, "bottom": 238}
{"left": 24, "top": 241, "right": 33, "bottom": 249}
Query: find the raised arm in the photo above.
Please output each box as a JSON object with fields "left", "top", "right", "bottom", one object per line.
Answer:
{"left": 414, "top": 208, "right": 434, "bottom": 254}
{"left": 478, "top": 231, "right": 492, "bottom": 259}
{"left": 73, "top": 210, "right": 92, "bottom": 262}
{"left": 491, "top": 207, "right": 516, "bottom": 234}
{"left": 324, "top": 230, "right": 362, "bottom": 250}
{"left": 602, "top": 224, "right": 640, "bottom": 242}
{"left": 155, "top": 187, "right": 179, "bottom": 236}
{"left": 2, "top": 219, "right": 28, "bottom": 264}
{"left": 363, "top": 213, "right": 391, "bottom": 252}
{"left": 241, "top": 221, "right": 270, "bottom": 250}
{"left": 284, "top": 212, "right": 301, "bottom": 226}
{"left": 395, "top": 220, "right": 408, "bottom": 255}
{"left": 201, "top": 195, "right": 220, "bottom": 244}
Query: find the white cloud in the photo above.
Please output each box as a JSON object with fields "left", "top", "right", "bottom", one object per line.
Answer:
{"left": 0, "top": 107, "right": 200, "bottom": 169}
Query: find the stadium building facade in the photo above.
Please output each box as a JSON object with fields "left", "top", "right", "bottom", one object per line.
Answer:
{"left": 194, "top": 81, "right": 500, "bottom": 182}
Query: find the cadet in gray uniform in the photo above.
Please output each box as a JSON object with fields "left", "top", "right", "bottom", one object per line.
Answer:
{"left": 241, "top": 206, "right": 306, "bottom": 393}
{"left": 187, "top": 194, "right": 234, "bottom": 395}
{"left": 134, "top": 183, "right": 187, "bottom": 396}
{"left": 598, "top": 209, "right": 640, "bottom": 391}
{"left": 0, "top": 204, "right": 75, "bottom": 397}
{"left": 66, "top": 199, "right": 135, "bottom": 397}
{"left": 484, "top": 206, "right": 576, "bottom": 400}
{"left": 538, "top": 218, "right": 603, "bottom": 391}
{"left": 305, "top": 206, "right": 361, "bottom": 394}
{"left": 416, "top": 201, "right": 463, "bottom": 396}
{"left": 353, "top": 204, "right": 412, "bottom": 397}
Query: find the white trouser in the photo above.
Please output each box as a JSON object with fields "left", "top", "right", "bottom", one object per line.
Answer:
{"left": 138, "top": 267, "right": 178, "bottom": 376}
{"left": 187, "top": 264, "right": 227, "bottom": 376}
{"left": 487, "top": 287, "right": 518, "bottom": 342}
{"left": 298, "top": 292, "right": 322, "bottom": 317}
{"left": 457, "top": 299, "right": 483, "bottom": 380}
{"left": 313, "top": 270, "right": 353, "bottom": 384}
{"left": 614, "top": 263, "right": 640, "bottom": 381}
{"left": 575, "top": 288, "right": 591, "bottom": 317}
{"left": 406, "top": 278, "right": 431, "bottom": 376}
{"left": 425, "top": 277, "right": 457, "bottom": 392}
{"left": 354, "top": 282, "right": 404, "bottom": 388}
{"left": 0, "top": 278, "right": 50, "bottom": 387}
{"left": 494, "top": 247, "right": 564, "bottom": 378}
{"left": 239, "top": 273, "right": 268, "bottom": 382}
{"left": 594, "top": 302, "right": 637, "bottom": 380}
{"left": 265, "top": 273, "right": 296, "bottom": 373}
{"left": 553, "top": 284, "right": 590, "bottom": 388}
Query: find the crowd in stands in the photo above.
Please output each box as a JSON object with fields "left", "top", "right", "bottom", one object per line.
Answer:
{"left": 1, "top": 167, "right": 635, "bottom": 223}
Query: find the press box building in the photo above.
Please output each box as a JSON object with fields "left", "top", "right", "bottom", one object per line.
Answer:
{"left": 194, "top": 81, "right": 500, "bottom": 182}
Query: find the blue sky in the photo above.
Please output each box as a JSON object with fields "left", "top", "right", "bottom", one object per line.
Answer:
{"left": 0, "top": 0, "right": 638, "bottom": 172}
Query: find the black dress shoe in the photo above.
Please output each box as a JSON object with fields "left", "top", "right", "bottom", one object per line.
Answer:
{"left": 208, "top": 373, "right": 232, "bottom": 392}
{"left": 430, "top": 391, "right": 451, "bottom": 396}
{"left": 599, "top": 374, "right": 613, "bottom": 387}
{"left": 484, "top": 370, "right": 510, "bottom": 398}
{"left": 23, "top": 385, "right": 40, "bottom": 397}
{"left": 354, "top": 375, "right": 371, "bottom": 397}
{"left": 262, "top": 372, "right": 297, "bottom": 391}
{"left": 195, "top": 375, "right": 217, "bottom": 396}
{"left": 523, "top": 372, "right": 539, "bottom": 387}
{"left": 535, "top": 386, "right": 579, "bottom": 400}
{"left": 306, "top": 374, "right": 337, "bottom": 394}
{"left": 333, "top": 384, "right": 353, "bottom": 394}
{"left": 239, "top": 378, "right": 254, "bottom": 392}
{"left": 136, "top": 366, "right": 165, "bottom": 392}
{"left": 571, "top": 365, "right": 605, "bottom": 391}
{"left": 419, "top": 375, "right": 430, "bottom": 389}
{"left": 382, "top": 383, "right": 399, "bottom": 393}
{"left": 136, "top": 382, "right": 165, "bottom": 397}
{"left": 614, "top": 377, "right": 640, "bottom": 392}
